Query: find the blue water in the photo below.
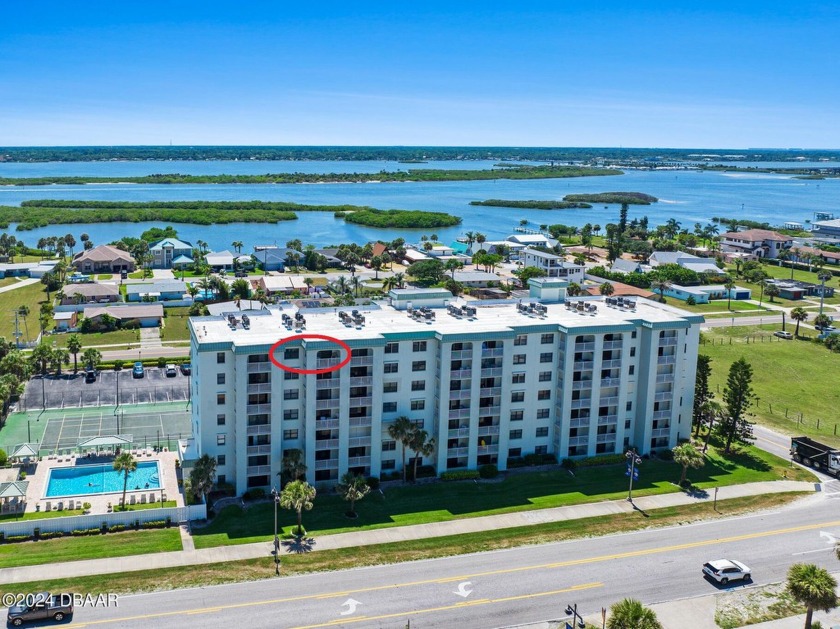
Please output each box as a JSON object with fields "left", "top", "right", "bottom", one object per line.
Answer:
{"left": 46, "top": 461, "right": 161, "bottom": 498}
{"left": 1, "top": 163, "right": 838, "bottom": 250}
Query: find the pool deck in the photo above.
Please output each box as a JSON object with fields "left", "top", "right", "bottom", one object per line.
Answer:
{"left": 24, "top": 451, "right": 183, "bottom": 515}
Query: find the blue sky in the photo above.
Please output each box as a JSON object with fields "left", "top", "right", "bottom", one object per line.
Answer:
{"left": 1, "top": 1, "right": 838, "bottom": 148}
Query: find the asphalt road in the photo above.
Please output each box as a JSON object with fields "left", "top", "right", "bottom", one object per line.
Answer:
{"left": 68, "top": 494, "right": 840, "bottom": 629}
{"left": 702, "top": 314, "right": 783, "bottom": 328}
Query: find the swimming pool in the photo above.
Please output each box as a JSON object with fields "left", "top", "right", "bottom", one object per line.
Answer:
{"left": 46, "top": 462, "right": 161, "bottom": 498}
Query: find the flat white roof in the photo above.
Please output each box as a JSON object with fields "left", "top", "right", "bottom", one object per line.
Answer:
{"left": 192, "top": 297, "right": 698, "bottom": 346}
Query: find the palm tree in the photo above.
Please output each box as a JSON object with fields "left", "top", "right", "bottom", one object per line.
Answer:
{"left": 387, "top": 416, "right": 415, "bottom": 483}
{"left": 280, "top": 480, "right": 316, "bottom": 536}
{"left": 113, "top": 452, "right": 137, "bottom": 509}
{"left": 463, "top": 231, "right": 475, "bottom": 254}
{"left": 599, "top": 282, "right": 615, "bottom": 296}
{"left": 303, "top": 277, "right": 313, "bottom": 295}
{"left": 337, "top": 472, "right": 370, "bottom": 518}
{"left": 81, "top": 348, "right": 102, "bottom": 370}
{"left": 189, "top": 454, "right": 217, "bottom": 505}
{"left": 653, "top": 279, "right": 671, "bottom": 303}
{"left": 231, "top": 240, "right": 243, "bottom": 254}
{"left": 607, "top": 598, "right": 663, "bottom": 629}
{"left": 382, "top": 275, "right": 398, "bottom": 293}
{"left": 370, "top": 256, "right": 383, "bottom": 280}
{"left": 445, "top": 258, "right": 463, "bottom": 281}
{"left": 351, "top": 276, "right": 361, "bottom": 298}
{"left": 393, "top": 272, "right": 405, "bottom": 289}
{"left": 475, "top": 233, "right": 486, "bottom": 252}
{"left": 814, "top": 313, "right": 833, "bottom": 331}
{"left": 407, "top": 428, "right": 435, "bottom": 482}
{"left": 791, "top": 307, "right": 809, "bottom": 337}
{"left": 786, "top": 563, "right": 838, "bottom": 629}
{"left": 672, "top": 442, "right": 705, "bottom": 485}
{"left": 567, "top": 282, "right": 582, "bottom": 297}
{"left": 280, "top": 448, "right": 307, "bottom": 484}
{"left": 723, "top": 276, "right": 735, "bottom": 311}
{"left": 50, "top": 348, "right": 69, "bottom": 375}
{"left": 765, "top": 282, "right": 780, "bottom": 303}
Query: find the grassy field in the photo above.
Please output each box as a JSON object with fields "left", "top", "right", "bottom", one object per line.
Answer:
{"left": 726, "top": 262, "right": 840, "bottom": 306}
{"left": 0, "top": 277, "right": 21, "bottom": 289}
{"left": 0, "top": 508, "right": 86, "bottom": 522}
{"left": 51, "top": 328, "right": 140, "bottom": 348}
{"left": 700, "top": 325, "right": 840, "bottom": 446}
{"left": 675, "top": 300, "right": 766, "bottom": 314}
{"left": 0, "top": 493, "right": 805, "bottom": 597}
{"left": 161, "top": 307, "right": 191, "bottom": 341}
{"left": 0, "top": 529, "right": 181, "bottom": 568}
{"left": 193, "top": 444, "right": 809, "bottom": 548}
{"left": 0, "top": 282, "right": 48, "bottom": 342}
{"left": 96, "top": 274, "right": 113, "bottom": 280}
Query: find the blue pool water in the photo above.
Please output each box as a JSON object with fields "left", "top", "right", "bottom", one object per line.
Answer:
{"left": 46, "top": 462, "right": 161, "bottom": 498}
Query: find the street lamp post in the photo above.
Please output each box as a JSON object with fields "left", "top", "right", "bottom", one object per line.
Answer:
{"left": 565, "top": 603, "right": 586, "bottom": 629}
{"left": 271, "top": 486, "right": 281, "bottom": 575}
{"left": 625, "top": 449, "right": 642, "bottom": 502}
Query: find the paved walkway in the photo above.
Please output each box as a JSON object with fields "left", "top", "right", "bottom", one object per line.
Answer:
{"left": 0, "top": 278, "right": 39, "bottom": 294}
{"left": 0, "top": 480, "right": 815, "bottom": 585}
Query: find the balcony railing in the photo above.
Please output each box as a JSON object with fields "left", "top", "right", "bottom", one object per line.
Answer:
{"left": 659, "top": 336, "right": 678, "bottom": 346}
{"left": 246, "top": 444, "right": 272, "bottom": 455}
{"left": 450, "top": 369, "right": 472, "bottom": 378}
{"left": 448, "top": 408, "right": 472, "bottom": 420}
{"left": 349, "top": 376, "right": 372, "bottom": 387}
{"left": 449, "top": 389, "right": 471, "bottom": 399}
{"left": 246, "top": 424, "right": 271, "bottom": 435}
{"left": 316, "top": 358, "right": 342, "bottom": 369}
{"left": 315, "top": 459, "right": 339, "bottom": 470}
{"left": 349, "top": 436, "right": 372, "bottom": 448}
{"left": 315, "top": 398, "right": 340, "bottom": 410}
{"left": 657, "top": 355, "right": 676, "bottom": 365}
{"left": 568, "top": 435, "right": 589, "bottom": 446}
{"left": 246, "top": 465, "right": 271, "bottom": 475}
{"left": 246, "top": 403, "right": 271, "bottom": 415}
{"left": 600, "top": 378, "right": 622, "bottom": 388}
{"left": 602, "top": 340, "right": 623, "bottom": 350}
{"left": 247, "top": 383, "right": 272, "bottom": 394}
{"left": 479, "top": 387, "right": 501, "bottom": 397}
{"left": 447, "top": 446, "right": 469, "bottom": 457}
{"left": 477, "top": 425, "right": 500, "bottom": 437}
{"left": 569, "top": 417, "right": 589, "bottom": 428}
{"left": 350, "top": 356, "right": 374, "bottom": 366}
{"left": 652, "top": 410, "right": 671, "bottom": 420}
{"left": 481, "top": 348, "right": 504, "bottom": 357}
{"left": 654, "top": 392, "right": 672, "bottom": 402}
{"left": 570, "top": 398, "right": 592, "bottom": 409}
{"left": 349, "top": 396, "right": 372, "bottom": 406}
{"left": 448, "top": 427, "right": 471, "bottom": 438}
{"left": 597, "top": 414, "right": 618, "bottom": 425}
{"left": 575, "top": 342, "right": 595, "bottom": 351}
{"left": 601, "top": 359, "right": 622, "bottom": 369}
{"left": 651, "top": 427, "right": 670, "bottom": 438}
{"left": 316, "top": 418, "right": 340, "bottom": 429}
{"left": 315, "top": 438, "right": 339, "bottom": 448}
{"left": 655, "top": 374, "right": 674, "bottom": 384}
{"left": 573, "top": 361, "right": 594, "bottom": 370}
{"left": 247, "top": 362, "right": 271, "bottom": 373}
{"left": 316, "top": 379, "right": 339, "bottom": 390}
{"left": 572, "top": 380, "right": 593, "bottom": 390}
{"left": 596, "top": 433, "right": 616, "bottom": 444}
{"left": 480, "top": 367, "right": 503, "bottom": 377}
{"left": 599, "top": 396, "right": 619, "bottom": 406}
{"left": 477, "top": 444, "right": 499, "bottom": 455}
{"left": 348, "top": 456, "right": 371, "bottom": 467}
{"left": 349, "top": 416, "right": 372, "bottom": 427}
{"left": 450, "top": 350, "right": 473, "bottom": 360}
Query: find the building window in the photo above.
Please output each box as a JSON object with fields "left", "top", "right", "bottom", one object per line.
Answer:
{"left": 413, "top": 341, "right": 427, "bottom": 352}
{"left": 536, "top": 408, "right": 550, "bottom": 419}
{"left": 383, "top": 382, "right": 398, "bottom": 393}
{"left": 513, "top": 354, "right": 526, "bottom": 365}
{"left": 539, "top": 371, "right": 551, "bottom": 382}
{"left": 509, "top": 429, "right": 523, "bottom": 440}
{"left": 508, "top": 448, "right": 522, "bottom": 458}
{"left": 217, "top": 373, "right": 225, "bottom": 385}
{"left": 217, "top": 414, "right": 226, "bottom": 426}
{"left": 385, "top": 342, "right": 399, "bottom": 354}
{"left": 412, "top": 361, "right": 426, "bottom": 372}
{"left": 216, "top": 352, "right": 226, "bottom": 364}
{"left": 217, "top": 455, "right": 226, "bottom": 466}
{"left": 630, "top": 346, "right": 636, "bottom": 357}
{"left": 382, "top": 440, "right": 397, "bottom": 451}
{"left": 511, "top": 391, "right": 525, "bottom": 403}
{"left": 410, "top": 399, "right": 425, "bottom": 411}
{"left": 536, "top": 427, "right": 549, "bottom": 437}
{"left": 512, "top": 372, "right": 526, "bottom": 385}
{"left": 514, "top": 334, "right": 527, "bottom": 346}
{"left": 541, "top": 333, "right": 555, "bottom": 344}
{"left": 284, "top": 348, "right": 300, "bottom": 360}
{"left": 381, "top": 459, "right": 396, "bottom": 470}
{"left": 629, "top": 365, "right": 635, "bottom": 376}
{"left": 284, "top": 371, "right": 299, "bottom": 380}
{"left": 411, "top": 380, "right": 426, "bottom": 392}
{"left": 217, "top": 393, "right": 226, "bottom": 405}
{"left": 284, "top": 389, "right": 299, "bottom": 400}
{"left": 631, "top": 331, "right": 637, "bottom": 339}
{"left": 283, "top": 409, "right": 299, "bottom": 421}
{"left": 217, "top": 474, "right": 226, "bottom": 485}
{"left": 216, "top": 434, "right": 226, "bottom": 446}
{"left": 283, "top": 429, "right": 299, "bottom": 439}
{"left": 626, "top": 401, "right": 632, "bottom": 411}
{"left": 383, "top": 401, "right": 397, "bottom": 413}
{"left": 510, "top": 410, "right": 524, "bottom": 421}
{"left": 537, "top": 390, "right": 551, "bottom": 400}
{"left": 535, "top": 445, "right": 548, "bottom": 455}
{"left": 384, "top": 362, "right": 399, "bottom": 374}
{"left": 540, "top": 352, "right": 553, "bottom": 363}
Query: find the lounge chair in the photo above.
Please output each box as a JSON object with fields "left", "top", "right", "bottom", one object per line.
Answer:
{"left": 119, "top": 497, "right": 125, "bottom": 507}
{"left": 67, "top": 500, "right": 75, "bottom": 510}
{"left": 129, "top": 495, "right": 136, "bottom": 505}
{"left": 45, "top": 501, "right": 51, "bottom": 511}
{"left": 57, "top": 501, "right": 64, "bottom": 511}
{"left": 149, "top": 493, "right": 156, "bottom": 503}
{"left": 140, "top": 494, "right": 147, "bottom": 504}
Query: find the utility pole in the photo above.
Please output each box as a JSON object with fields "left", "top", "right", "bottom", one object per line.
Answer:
{"left": 626, "top": 449, "right": 641, "bottom": 502}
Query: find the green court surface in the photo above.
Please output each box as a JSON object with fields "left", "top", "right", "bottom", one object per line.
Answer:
{"left": 0, "top": 402, "right": 191, "bottom": 455}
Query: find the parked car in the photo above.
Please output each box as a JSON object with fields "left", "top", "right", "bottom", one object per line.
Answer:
{"left": 132, "top": 362, "right": 145, "bottom": 378}
{"left": 773, "top": 330, "right": 793, "bottom": 339}
{"left": 816, "top": 324, "right": 837, "bottom": 332}
{"left": 180, "top": 363, "right": 191, "bottom": 375}
{"left": 6, "top": 592, "right": 73, "bottom": 626}
{"left": 703, "top": 559, "right": 751, "bottom": 584}
{"left": 165, "top": 364, "right": 177, "bottom": 377}
{"left": 84, "top": 367, "right": 97, "bottom": 383}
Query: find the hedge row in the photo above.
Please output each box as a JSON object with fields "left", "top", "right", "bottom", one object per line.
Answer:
{"left": 440, "top": 470, "right": 480, "bottom": 481}
{"left": 0, "top": 517, "right": 171, "bottom": 543}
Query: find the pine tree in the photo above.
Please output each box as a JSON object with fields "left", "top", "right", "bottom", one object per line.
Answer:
{"left": 717, "top": 358, "right": 755, "bottom": 453}
{"left": 693, "top": 355, "right": 712, "bottom": 436}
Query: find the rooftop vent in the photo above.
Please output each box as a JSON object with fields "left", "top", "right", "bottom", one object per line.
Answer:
{"left": 605, "top": 296, "right": 636, "bottom": 311}
{"left": 517, "top": 301, "right": 547, "bottom": 317}
{"left": 241, "top": 314, "right": 250, "bottom": 329}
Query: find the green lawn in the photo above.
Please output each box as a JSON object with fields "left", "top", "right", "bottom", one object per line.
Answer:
{"left": 0, "top": 282, "right": 48, "bottom": 342}
{"left": 193, "top": 445, "right": 808, "bottom": 548}
{"left": 51, "top": 328, "right": 140, "bottom": 348}
{"left": 700, "top": 325, "right": 840, "bottom": 446}
{"left": 0, "top": 529, "right": 182, "bottom": 568}
{"left": 161, "top": 307, "right": 191, "bottom": 341}
{"left": 96, "top": 274, "right": 113, "bottom": 280}
{"left": 675, "top": 300, "right": 765, "bottom": 314}
{"left": 727, "top": 262, "right": 840, "bottom": 306}
{"left": 0, "top": 508, "right": 85, "bottom": 522}
{"left": 0, "top": 277, "right": 21, "bottom": 289}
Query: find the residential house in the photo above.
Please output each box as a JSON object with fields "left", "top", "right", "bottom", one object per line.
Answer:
{"left": 150, "top": 238, "right": 193, "bottom": 268}
{"left": 52, "top": 311, "right": 78, "bottom": 332}
{"left": 610, "top": 258, "right": 644, "bottom": 275}
{"left": 256, "top": 247, "right": 302, "bottom": 272}
{"left": 653, "top": 284, "right": 751, "bottom": 303}
{"left": 505, "top": 234, "right": 560, "bottom": 249}
{"left": 0, "top": 261, "right": 60, "bottom": 279}
{"left": 792, "top": 246, "right": 840, "bottom": 266}
{"left": 61, "top": 283, "right": 121, "bottom": 305}
{"left": 521, "top": 248, "right": 584, "bottom": 282}
{"left": 811, "top": 218, "right": 840, "bottom": 238}
{"left": 719, "top": 229, "right": 792, "bottom": 260}
{"left": 83, "top": 304, "right": 164, "bottom": 328}
{"left": 204, "top": 250, "right": 236, "bottom": 272}
{"left": 648, "top": 251, "right": 723, "bottom": 277}
{"left": 126, "top": 280, "right": 191, "bottom": 302}
{"left": 764, "top": 278, "right": 835, "bottom": 300}
{"left": 256, "top": 275, "right": 310, "bottom": 297}
{"left": 72, "top": 245, "right": 136, "bottom": 274}
{"left": 450, "top": 270, "right": 502, "bottom": 288}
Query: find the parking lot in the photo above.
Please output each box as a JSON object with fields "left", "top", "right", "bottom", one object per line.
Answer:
{"left": 21, "top": 367, "right": 190, "bottom": 411}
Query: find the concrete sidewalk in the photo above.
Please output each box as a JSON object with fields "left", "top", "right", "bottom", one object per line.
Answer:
{"left": 0, "top": 480, "right": 815, "bottom": 585}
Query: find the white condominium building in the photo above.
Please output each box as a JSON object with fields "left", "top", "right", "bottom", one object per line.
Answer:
{"left": 189, "top": 286, "right": 702, "bottom": 494}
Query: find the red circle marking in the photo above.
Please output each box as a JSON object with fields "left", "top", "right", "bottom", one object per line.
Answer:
{"left": 268, "top": 334, "right": 351, "bottom": 375}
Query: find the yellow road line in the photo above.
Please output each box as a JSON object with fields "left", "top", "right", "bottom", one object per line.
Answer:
{"left": 70, "top": 519, "right": 840, "bottom": 628}
{"left": 289, "top": 583, "right": 604, "bottom": 629}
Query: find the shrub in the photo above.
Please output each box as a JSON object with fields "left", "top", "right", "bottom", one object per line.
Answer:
{"left": 414, "top": 464, "right": 436, "bottom": 479}
{"left": 243, "top": 487, "right": 265, "bottom": 500}
{"left": 5, "top": 534, "right": 31, "bottom": 543}
{"left": 523, "top": 453, "right": 543, "bottom": 466}
{"left": 686, "top": 295, "right": 697, "bottom": 306}
{"left": 657, "top": 448, "right": 674, "bottom": 461}
{"left": 108, "top": 524, "right": 126, "bottom": 533}
{"left": 38, "top": 531, "right": 63, "bottom": 540}
{"left": 82, "top": 502, "right": 91, "bottom": 511}
{"left": 478, "top": 464, "right": 499, "bottom": 479}
{"left": 440, "top": 470, "right": 480, "bottom": 481}
{"left": 33, "top": 527, "right": 40, "bottom": 539}
{"left": 114, "top": 359, "right": 124, "bottom": 371}
{"left": 561, "top": 458, "right": 578, "bottom": 471}
{"left": 366, "top": 476, "right": 380, "bottom": 491}
{"left": 157, "top": 357, "right": 167, "bottom": 368}
{"left": 0, "top": 448, "right": 7, "bottom": 467}
{"left": 506, "top": 457, "right": 526, "bottom": 468}
{"left": 142, "top": 520, "right": 167, "bottom": 529}
{"left": 71, "top": 528, "right": 100, "bottom": 536}
{"left": 574, "top": 454, "right": 627, "bottom": 467}
{"left": 18, "top": 471, "right": 26, "bottom": 480}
